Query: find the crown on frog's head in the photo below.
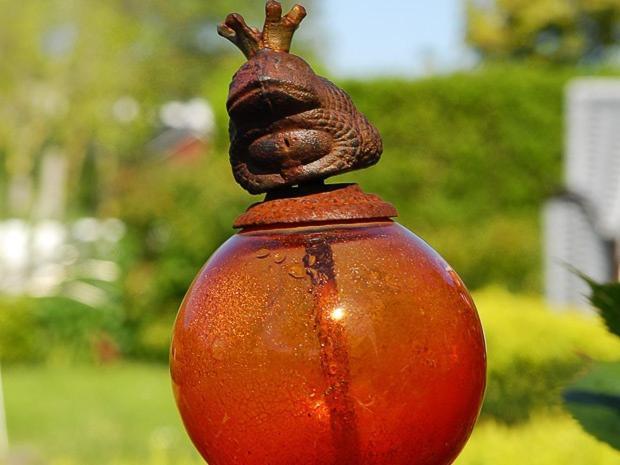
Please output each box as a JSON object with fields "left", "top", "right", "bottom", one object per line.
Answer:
{"left": 218, "top": 0, "right": 307, "bottom": 59}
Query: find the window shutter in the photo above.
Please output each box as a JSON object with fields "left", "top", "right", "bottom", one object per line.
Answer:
{"left": 566, "top": 80, "right": 620, "bottom": 240}
{"left": 543, "top": 196, "right": 614, "bottom": 310}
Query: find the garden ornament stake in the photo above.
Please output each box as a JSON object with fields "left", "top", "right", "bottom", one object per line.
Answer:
{"left": 171, "top": 2, "right": 487, "bottom": 465}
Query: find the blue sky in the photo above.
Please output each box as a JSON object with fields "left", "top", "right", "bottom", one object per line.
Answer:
{"left": 314, "top": 0, "right": 473, "bottom": 77}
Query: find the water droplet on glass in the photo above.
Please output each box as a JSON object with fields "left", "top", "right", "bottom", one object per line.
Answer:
{"left": 256, "top": 248, "right": 270, "bottom": 259}
{"left": 288, "top": 264, "right": 306, "bottom": 279}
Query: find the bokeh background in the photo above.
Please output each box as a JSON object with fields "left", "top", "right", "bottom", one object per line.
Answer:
{"left": 0, "top": 0, "right": 619, "bottom": 464}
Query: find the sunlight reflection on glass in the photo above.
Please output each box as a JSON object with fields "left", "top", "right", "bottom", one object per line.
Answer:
{"left": 330, "top": 307, "right": 345, "bottom": 321}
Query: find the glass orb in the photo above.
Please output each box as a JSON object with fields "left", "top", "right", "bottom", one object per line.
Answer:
{"left": 171, "top": 220, "right": 486, "bottom": 465}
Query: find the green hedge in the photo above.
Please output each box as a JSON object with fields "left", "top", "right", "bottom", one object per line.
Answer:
{"left": 0, "top": 296, "right": 125, "bottom": 364}
{"left": 339, "top": 66, "right": 579, "bottom": 292}
{"left": 475, "top": 288, "right": 620, "bottom": 423}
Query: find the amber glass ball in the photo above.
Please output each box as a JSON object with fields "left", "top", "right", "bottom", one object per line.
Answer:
{"left": 171, "top": 220, "right": 486, "bottom": 465}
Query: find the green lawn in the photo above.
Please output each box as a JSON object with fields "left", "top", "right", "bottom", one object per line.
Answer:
{"left": 2, "top": 363, "right": 201, "bottom": 465}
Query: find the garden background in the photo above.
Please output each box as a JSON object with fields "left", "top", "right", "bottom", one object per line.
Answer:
{"left": 0, "top": 1, "right": 619, "bottom": 464}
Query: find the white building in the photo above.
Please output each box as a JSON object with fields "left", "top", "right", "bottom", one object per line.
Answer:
{"left": 544, "top": 79, "right": 620, "bottom": 310}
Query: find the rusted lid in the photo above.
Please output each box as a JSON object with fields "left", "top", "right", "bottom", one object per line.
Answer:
{"left": 234, "top": 183, "right": 397, "bottom": 229}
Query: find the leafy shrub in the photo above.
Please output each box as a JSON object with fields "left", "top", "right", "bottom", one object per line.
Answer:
{"left": 0, "top": 298, "right": 43, "bottom": 364}
{"left": 475, "top": 287, "right": 620, "bottom": 423}
{"left": 564, "top": 278, "right": 620, "bottom": 451}
{"left": 457, "top": 413, "right": 620, "bottom": 465}
{"left": 0, "top": 296, "right": 125, "bottom": 365}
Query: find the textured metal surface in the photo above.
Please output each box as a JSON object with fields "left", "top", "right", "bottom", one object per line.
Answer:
{"left": 234, "top": 184, "right": 398, "bottom": 229}
{"left": 219, "top": 1, "right": 383, "bottom": 195}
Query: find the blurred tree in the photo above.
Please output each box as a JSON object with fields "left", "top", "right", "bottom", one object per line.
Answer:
{"left": 467, "top": 0, "right": 620, "bottom": 64}
{"left": 0, "top": 0, "right": 311, "bottom": 218}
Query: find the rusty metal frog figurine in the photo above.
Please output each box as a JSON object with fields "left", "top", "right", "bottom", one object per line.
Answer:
{"left": 171, "top": 2, "right": 486, "bottom": 465}
{"left": 219, "top": 0, "right": 382, "bottom": 194}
